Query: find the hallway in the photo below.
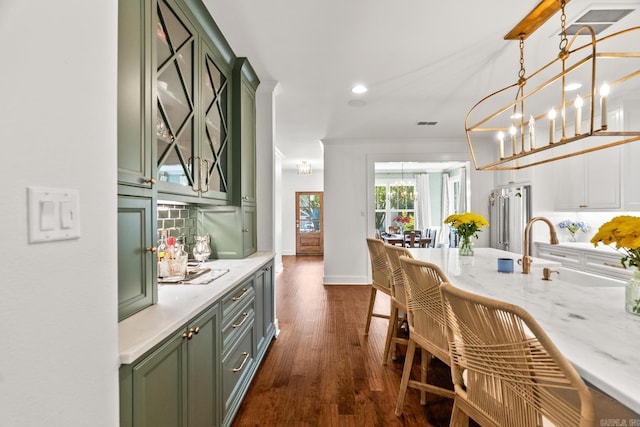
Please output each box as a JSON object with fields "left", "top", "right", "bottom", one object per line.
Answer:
{"left": 230, "top": 255, "right": 453, "bottom": 427}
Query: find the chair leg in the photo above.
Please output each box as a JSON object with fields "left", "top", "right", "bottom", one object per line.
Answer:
{"left": 364, "top": 287, "right": 377, "bottom": 335}
{"left": 395, "top": 339, "right": 417, "bottom": 416}
{"left": 382, "top": 304, "right": 399, "bottom": 365}
{"left": 449, "top": 399, "right": 469, "bottom": 427}
{"left": 420, "top": 348, "right": 428, "bottom": 405}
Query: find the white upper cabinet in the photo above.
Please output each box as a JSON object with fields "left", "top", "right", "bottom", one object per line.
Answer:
{"left": 554, "top": 145, "right": 621, "bottom": 210}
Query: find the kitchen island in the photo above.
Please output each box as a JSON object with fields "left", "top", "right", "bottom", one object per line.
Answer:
{"left": 409, "top": 247, "right": 640, "bottom": 415}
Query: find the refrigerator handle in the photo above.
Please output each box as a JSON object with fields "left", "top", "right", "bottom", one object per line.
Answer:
{"left": 503, "top": 196, "right": 510, "bottom": 250}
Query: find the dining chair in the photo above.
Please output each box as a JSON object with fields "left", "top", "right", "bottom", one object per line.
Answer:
{"left": 365, "top": 238, "right": 392, "bottom": 335}
{"left": 395, "top": 256, "right": 455, "bottom": 416}
{"left": 424, "top": 228, "right": 437, "bottom": 248}
{"left": 440, "top": 282, "right": 595, "bottom": 427}
{"left": 382, "top": 243, "right": 413, "bottom": 364}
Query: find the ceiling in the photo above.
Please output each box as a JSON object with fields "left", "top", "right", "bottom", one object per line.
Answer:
{"left": 204, "top": 0, "right": 640, "bottom": 171}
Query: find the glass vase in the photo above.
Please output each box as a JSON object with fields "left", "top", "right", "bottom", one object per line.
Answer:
{"left": 625, "top": 268, "right": 640, "bottom": 316}
{"left": 568, "top": 230, "right": 577, "bottom": 242}
{"left": 459, "top": 235, "right": 474, "bottom": 256}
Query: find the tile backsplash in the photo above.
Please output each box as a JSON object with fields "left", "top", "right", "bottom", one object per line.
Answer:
{"left": 157, "top": 204, "right": 198, "bottom": 254}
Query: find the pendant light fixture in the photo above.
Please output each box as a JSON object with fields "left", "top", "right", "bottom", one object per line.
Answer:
{"left": 465, "top": 0, "right": 640, "bottom": 170}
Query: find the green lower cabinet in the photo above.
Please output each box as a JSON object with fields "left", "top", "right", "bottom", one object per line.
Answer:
{"left": 120, "top": 304, "right": 220, "bottom": 427}
{"left": 253, "top": 260, "right": 274, "bottom": 356}
{"left": 221, "top": 323, "right": 255, "bottom": 426}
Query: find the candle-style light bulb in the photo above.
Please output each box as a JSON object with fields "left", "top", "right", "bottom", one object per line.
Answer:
{"left": 548, "top": 108, "right": 556, "bottom": 143}
{"left": 528, "top": 115, "right": 535, "bottom": 150}
{"left": 498, "top": 131, "right": 505, "bottom": 158}
{"left": 600, "top": 82, "right": 610, "bottom": 130}
{"left": 509, "top": 125, "right": 517, "bottom": 155}
{"left": 575, "top": 95, "right": 583, "bottom": 135}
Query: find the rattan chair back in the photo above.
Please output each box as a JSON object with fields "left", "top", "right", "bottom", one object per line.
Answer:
{"left": 366, "top": 238, "right": 391, "bottom": 291}
{"left": 440, "top": 282, "right": 595, "bottom": 427}
{"left": 399, "top": 256, "right": 450, "bottom": 363}
{"left": 383, "top": 243, "right": 413, "bottom": 309}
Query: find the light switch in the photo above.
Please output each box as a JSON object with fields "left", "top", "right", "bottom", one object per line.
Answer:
{"left": 40, "top": 200, "right": 56, "bottom": 231}
{"left": 28, "top": 187, "right": 81, "bottom": 243}
{"left": 60, "top": 201, "right": 73, "bottom": 229}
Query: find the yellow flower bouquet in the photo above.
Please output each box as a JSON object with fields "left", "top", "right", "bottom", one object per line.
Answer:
{"left": 590, "top": 215, "right": 640, "bottom": 269}
{"left": 591, "top": 215, "right": 640, "bottom": 315}
{"left": 444, "top": 212, "right": 489, "bottom": 255}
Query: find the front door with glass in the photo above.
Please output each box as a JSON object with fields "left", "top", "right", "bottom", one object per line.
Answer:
{"left": 296, "top": 192, "right": 323, "bottom": 255}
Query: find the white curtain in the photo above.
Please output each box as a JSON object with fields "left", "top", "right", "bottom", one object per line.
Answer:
{"left": 439, "top": 173, "right": 450, "bottom": 245}
{"left": 414, "top": 173, "right": 431, "bottom": 232}
{"left": 458, "top": 167, "right": 467, "bottom": 213}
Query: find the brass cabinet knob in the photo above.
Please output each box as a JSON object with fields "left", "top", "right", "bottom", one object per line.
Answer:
{"left": 190, "top": 327, "right": 200, "bottom": 335}
{"left": 146, "top": 246, "right": 157, "bottom": 253}
{"left": 242, "top": 229, "right": 249, "bottom": 233}
{"left": 182, "top": 331, "right": 194, "bottom": 340}
{"left": 143, "top": 177, "right": 157, "bottom": 185}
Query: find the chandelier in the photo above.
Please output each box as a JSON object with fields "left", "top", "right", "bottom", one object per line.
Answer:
{"left": 465, "top": 0, "right": 640, "bottom": 170}
{"left": 297, "top": 161, "right": 312, "bottom": 175}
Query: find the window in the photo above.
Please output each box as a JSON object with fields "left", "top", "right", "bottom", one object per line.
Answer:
{"left": 375, "top": 179, "right": 415, "bottom": 232}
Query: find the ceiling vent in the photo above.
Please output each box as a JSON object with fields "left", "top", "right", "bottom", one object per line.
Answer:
{"left": 565, "top": 8, "right": 634, "bottom": 35}
{"left": 417, "top": 121, "right": 438, "bottom": 126}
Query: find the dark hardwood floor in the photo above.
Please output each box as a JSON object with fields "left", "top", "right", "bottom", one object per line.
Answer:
{"left": 231, "top": 255, "right": 454, "bottom": 427}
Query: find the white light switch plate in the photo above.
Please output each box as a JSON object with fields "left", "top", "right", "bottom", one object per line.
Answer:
{"left": 27, "top": 187, "right": 81, "bottom": 243}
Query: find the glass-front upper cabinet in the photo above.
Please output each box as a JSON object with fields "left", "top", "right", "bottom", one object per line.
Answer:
{"left": 154, "top": 0, "right": 230, "bottom": 202}
{"left": 156, "top": 0, "right": 196, "bottom": 192}
{"left": 201, "top": 44, "right": 230, "bottom": 198}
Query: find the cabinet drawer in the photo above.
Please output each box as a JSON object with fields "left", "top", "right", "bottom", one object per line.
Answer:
{"left": 222, "top": 300, "right": 255, "bottom": 352}
{"left": 583, "top": 252, "right": 632, "bottom": 280}
{"left": 222, "top": 325, "right": 255, "bottom": 419}
{"left": 222, "top": 280, "right": 255, "bottom": 321}
{"left": 536, "top": 245, "right": 581, "bottom": 268}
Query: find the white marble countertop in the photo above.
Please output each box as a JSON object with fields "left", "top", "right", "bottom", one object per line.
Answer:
{"left": 118, "top": 252, "right": 274, "bottom": 364}
{"left": 408, "top": 247, "right": 640, "bottom": 415}
{"left": 536, "top": 240, "right": 622, "bottom": 255}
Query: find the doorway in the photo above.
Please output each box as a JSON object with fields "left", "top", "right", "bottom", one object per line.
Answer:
{"left": 296, "top": 192, "right": 323, "bottom": 255}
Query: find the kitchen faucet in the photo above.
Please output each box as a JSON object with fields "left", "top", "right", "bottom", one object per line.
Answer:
{"left": 519, "top": 217, "right": 559, "bottom": 274}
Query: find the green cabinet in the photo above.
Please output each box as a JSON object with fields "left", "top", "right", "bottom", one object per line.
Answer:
{"left": 118, "top": 195, "right": 156, "bottom": 321}
{"left": 253, "top": 260, "right": 275, "bottom": 357}
{"left": 120, "top": 304, "right": 220, "bottom": 427}
{"left": 232, "top": 58, "right": 259, "bottom": 205}
{"left": 201, "top": 205, "right": 256, "bottom": 259}
{"left": 155, "top": 0, "right": 232, "bottom": 203}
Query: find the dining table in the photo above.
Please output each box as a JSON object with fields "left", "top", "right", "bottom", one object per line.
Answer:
{"left": 382, "top": 233, "right": 431, "bottom": 248}
{"left": 408, "top": 247, "right": 640, "bottom": 416}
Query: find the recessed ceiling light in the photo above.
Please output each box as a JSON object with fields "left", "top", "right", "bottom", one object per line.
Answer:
{"left": 565, "top": 82, "right": 582, "bottom": 91}
{"left": 352, "top": 85, "right": 368, "bottom": 94}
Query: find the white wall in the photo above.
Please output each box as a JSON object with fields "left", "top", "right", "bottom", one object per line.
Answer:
{"left": 280, "top": 169, "right": 324, "bottom": 255}
{"left": 322, "top": 138, "right": 494, "bottom": 285}
{"left": 0, "top": 1, "right": 119, "bottom": 426}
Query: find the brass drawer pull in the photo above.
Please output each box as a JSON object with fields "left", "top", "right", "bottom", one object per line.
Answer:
{"left": 548, "top": 252, "right": 566, "bottom": 258}
{"left": 232, "top": 312, "right": 249, "bottom": 329}
{"left": 232, "top": 352, "right": 250, "bottom": 373}
{"left": 603, "top": 262, "right": 624, "bottom": 269}
{"left": 232, "top": 288, "right": 249, "bottom": 301}
{"left": 190, "top": 326, "right": 200, "bottom": 335}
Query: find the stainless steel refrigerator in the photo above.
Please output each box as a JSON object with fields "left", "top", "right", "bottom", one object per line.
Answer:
{"left": 489, "top": 185, "right": 531, "bottom": 254}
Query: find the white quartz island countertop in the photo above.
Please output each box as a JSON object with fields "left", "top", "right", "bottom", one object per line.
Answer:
{"left": 118, "top": 252, "right": 274, "bottom": 364}
{"left": 408, "top": 247, "right": 640, "bottom": 415}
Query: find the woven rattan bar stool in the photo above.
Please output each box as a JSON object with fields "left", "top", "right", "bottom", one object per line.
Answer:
{"left": 382, "top": 243, "right": 413, "bottom": 364}
{"left": 364, "top": 238, "right": 392, "bottom": 335}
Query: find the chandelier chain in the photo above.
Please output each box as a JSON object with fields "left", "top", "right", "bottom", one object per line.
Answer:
{"left": 518, "top": 35, "right": 526, "bottom": 79}
{"left": 559, "top": 0, "right": 568, "bottom": 52}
